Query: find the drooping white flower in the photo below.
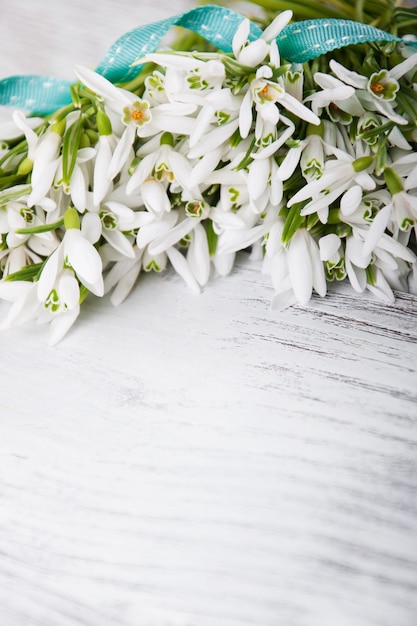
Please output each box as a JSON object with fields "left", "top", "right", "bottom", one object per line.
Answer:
{"left": 263, "top": 222, "right": 327, "bottom": 309}
{"left": 288, "top": 153, "right": 376, "bottom": 223}
{"left": 37, "top": 207, "right": 104, "bottom": 298}
{"left": 13, "top": 112, "right": 64, "bottom": 207}
{"left": 328, "top": 55, "right": 417, "bottom": 125}
{"left": 74, "top": 65, "right": 153, "bottom": 179}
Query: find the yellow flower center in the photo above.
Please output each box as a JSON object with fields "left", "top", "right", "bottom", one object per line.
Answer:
{"left": 370, "top": 82, "right": 384, "bottom": 95}
{"left": 131, "top": 109, "right": 144, "bottom": 122}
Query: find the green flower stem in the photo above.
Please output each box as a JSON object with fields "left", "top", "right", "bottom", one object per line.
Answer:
{"left": 15, "top": 217, "right": 64, "bottom": 235}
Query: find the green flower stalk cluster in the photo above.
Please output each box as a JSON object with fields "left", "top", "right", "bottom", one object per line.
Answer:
{"left": 0, "top": 7, "right": 416, "bottom": 343}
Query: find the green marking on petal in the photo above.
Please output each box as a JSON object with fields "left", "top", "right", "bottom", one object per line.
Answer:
{"left": 215, "top": 111, "right": 231, "bottom": 125}
{"left": 45, "top": 288, "right": 61, "bottom": 313}
{"left": 185, "top": 201, "right": 208, "bottom": 218}
{"left": 99, "top": 210, "right": 118, "bottom": 230}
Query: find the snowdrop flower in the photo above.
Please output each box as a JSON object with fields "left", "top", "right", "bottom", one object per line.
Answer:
{"left": 318, "top": 233, "right": 347, "bottom": 282}
{"left": 247, "top": 154, "right": 283, "bottom": 212}
{"left": 0, "top": 198, "right": 59, "bottom": 257}
{"left": 288, "top": 153, "right": 376, "bottom": 223}
{"left": 0, "top": 271, "right": 81, "bottom": 345}
{"left": 74, "top": 65, "right": 152, "bottom": 179}
{"left": 37, "top": 207, "right": 104, "bottom": 299}
{"left": 305, "top": 72, "right": 365, "bottom": 120}
{"left": 95, "top": 201, "right": 139, "bottom": 258}
{"left": 329, "top": 54, "right": 417, "bottom": 125}
{"left": 92, "top": 109, "right": 119, "bottom": 205}
{"left": 300, "top": 132, "right": 326, "bottom": 181}
{"left": 0, "top": 244, "right": 42, "bottom": 279}
{"left": 13, "top": 111, "right": 64, "bottom": 207}
{"left": 186, "top": 222, "right": 211, "bottom": 287}
{"left": 54, "top": 145, "right": 96, "bottom": 213}
{"left": 239, "top": 64, "right": 319, "bottom": 139}
{"left": 384, "top": 167, "right": 417, "bottom": 236}
{"left": 263, "top": 222, "right": 327, "bottom": 309}
{"left": 232, "top": 12, "right": 293, "bottom": 67}
{"left": 102, "top": 244, "right": 143, "bottom": 306}
{"left": 137, "top": 53, "right": 225, "bottom": 97}
{"left": 127, "top": 132, "right": 195, "bottom": 196}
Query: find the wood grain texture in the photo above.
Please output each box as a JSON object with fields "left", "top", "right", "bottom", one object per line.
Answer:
{"left": 1, "top": 2, "right": 417, "bottom": 625}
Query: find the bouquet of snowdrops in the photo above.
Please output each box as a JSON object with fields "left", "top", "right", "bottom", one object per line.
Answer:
{"left": 0, "top": 2, "right": 416, "bottom": 343}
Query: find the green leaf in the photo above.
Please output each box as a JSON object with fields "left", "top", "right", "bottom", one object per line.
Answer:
{"left": 5, "top": 262, "right": 44, "bottom": 282}
{"left": 62, "top": 117, "right": 85, "bottom": 186}
{"left": 205, "top": 219, "right": 218, "bottom": 256}
{"left": 281, "top": 202, "right": 307, "bottom": 244}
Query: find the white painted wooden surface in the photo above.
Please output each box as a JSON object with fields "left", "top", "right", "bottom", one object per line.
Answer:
{"left": 1, "top": 2, "right": 417, "bottom": 625}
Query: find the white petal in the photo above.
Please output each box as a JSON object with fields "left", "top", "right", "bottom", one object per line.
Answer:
{"left": 248, "top": 159, "right": 270, "bottom": 200}
{"left": 378, "top": 233, "right": 415, "bottom": 263}
{"left": 48, "top": 305, "right": 80, "bottom": 345}
{"left": 319, "top": 233, "right": 341, "bottom": 261}
{"left": 277, "top": 146, "right": 302, "bottom": 181}
{"left": 280, "top": 93, "right": 320, "bottom": 125}
{"left": 166, "top": 246, "right": 200, "bottom": 294}
{"left": 70, "top": 165, "right": 88, "bottom": 213}
{"left": 187, "top": 222, "right": 210, "bottom": 286}
{"left": 74, "top": 65, "right": 131, "bottom": 107}
{"left": 5, "top": 283, "right": 40, "bottom": 327}
{"left": 188, "top": 118, "right": 239, "bottom": 159}
{"left": 2, "top": 114, "right": 43, "bottom": 141}
{"left": 37, "top": 246, "right": 63, "bottom": 302}
{"left": 239, "top": 91, "right": 253, "bottom": 140}
{"left": 213, "top": 251, "right": 235, "bottom": 276}
{"left": 141, "top": 179, "right": 171, "bottom": 214}
{"left": 31, "top": 133, "right": 61, "bottom": 185}
{"left": 126, "top": 152, "right": 157, "bottom": 194}
{"left": 307, "top": 235, "right": 327, "bottom": 297}
{"left": 136, "top": 212, "right": 177, "bottom": 249}
{"left": 232, "top": 19, "right": 250, "bottom": 59}
{"left": 65, "top": 229, "right": 104, "bottom": 296}
{"left": 93, "top": 136, "right": 113, "bottom": 205}
{"left": 362, "top": 204, "right": 391, "bottom": 256}
{"left": 0, "top": 280, "right": 33, "bottom": 301}
{"left": 110, "top": 261, "right": 142, "bottom": 306}
{"left": 271, "top": 288, "right": 297, "bottom": 311}
{"left": 389, "top": 51, "right": 417, "bottom": 80}
{"left": 108, "top": 125, "right": 136, "bottom": 180}
{"left": 82, "top": 211, "right": 102, "bottom": 244}
{"left": 367, "top": 268, "right": 395, "bottom": 303}
{"left": 59, "top": 272, "right": 80, "bottom": 309}
{"left": 340, "top": 185, "right": 363, "bottom": 216}
{"left": 238, "top": 40, "right": 269, "bottom": 67}
{"left": 287, "top": 230, "right": 313, "bottom": 305}
{"left": 346, "top": 257, "right": 366, "bottom": 292}
{"left": 103, "top": 229, "right": 136, "bottom": 258}
{"left": 148, "top": 218, "right": 197, "bottom": 256}
{"left": 329, "top": 60, "right": 367, "bottom": 89}
{"left": 191, "top": 147, "right": 223, "bottom": 186}
{"left": 262, "top": 10, "right": 293, "bottom": 41}
{"left": 346, "top": 235, "right": 371, "bottom": 269}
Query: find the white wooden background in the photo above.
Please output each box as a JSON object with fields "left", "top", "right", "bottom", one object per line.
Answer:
{"left": 1, "top": 2, "right": 417, "bottom": 625}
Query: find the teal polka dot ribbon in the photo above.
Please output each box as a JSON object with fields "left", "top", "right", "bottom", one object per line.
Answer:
{"left": 1, "top": 4, "right": 416, "bottom": 115}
